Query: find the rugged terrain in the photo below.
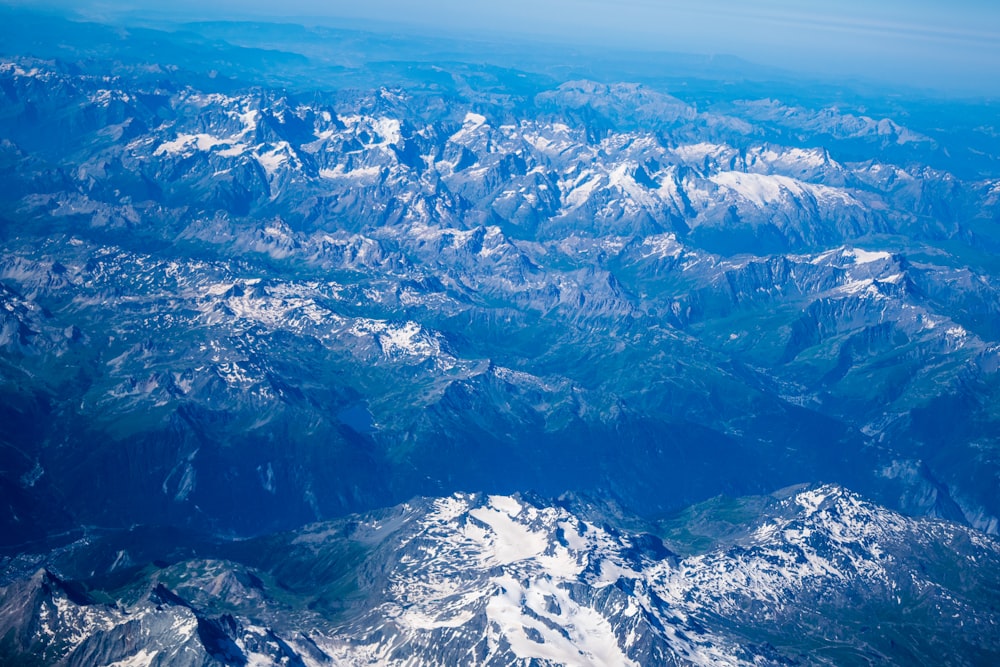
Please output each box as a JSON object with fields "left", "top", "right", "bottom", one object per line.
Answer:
{"left": 3, "top": 484, "right": 999, "bottom": 666}
{"left": 2, "top": 15, "right": 999, "bottom": 543}
{"left": 0, "top": 8, "right": 999, "bottom": 663}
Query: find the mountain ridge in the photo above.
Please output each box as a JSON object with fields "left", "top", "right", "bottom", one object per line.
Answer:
{"left": 2, "top": 484, "right": 998, "bottom": 666}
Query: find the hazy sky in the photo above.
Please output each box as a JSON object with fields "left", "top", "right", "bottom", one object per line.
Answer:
{"left": 23, "top": 0, "right": 1000, "bottom": 95}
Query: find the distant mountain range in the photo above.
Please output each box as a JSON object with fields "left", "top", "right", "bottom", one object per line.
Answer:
{"left": 1, "top": 8, "right": 999, "bottom": 665}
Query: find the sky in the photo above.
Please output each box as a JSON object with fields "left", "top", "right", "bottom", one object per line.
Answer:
{"left": 15, "top": 0, "right": 1000, "bottom": 95}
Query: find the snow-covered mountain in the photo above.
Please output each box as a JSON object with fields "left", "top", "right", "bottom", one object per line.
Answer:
{"left": 3, "top": 485, "right": 998, "bottom": 665}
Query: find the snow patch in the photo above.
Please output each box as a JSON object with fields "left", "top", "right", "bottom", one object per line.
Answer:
{"left": 641, "top": 233, "right": 683, "bottom": 260}
{"left": 844, "top": 247, "right": 891, "bottom": 264}
{"left": 486, "top": 574, "right": 638, "bottom": 667}
{"left": 319, "top": 165, "right": 382, "bottom": 183}
{"left": 468, "top": 505, "right": 548, "bottom": 564}
{"left": 154, "top": 133, "right": 241, "bottom": 156}
{"left": 449, "top": 111, "right": 487, "bottom": 143}
{"left": 710, "top": 171, "right": 853, "bottom": 207}
{"left": 105, "top": 649, "right": 160, "bottom": 667}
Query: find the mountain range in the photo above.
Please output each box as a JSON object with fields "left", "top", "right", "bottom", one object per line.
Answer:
{"left": 0, "top": 7, "right": 999, "bottom": 664}
{"left": 4, "top": 484, "right": 999, "bottom": 665}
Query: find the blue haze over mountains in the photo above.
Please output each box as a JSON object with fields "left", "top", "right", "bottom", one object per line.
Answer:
{"left": 0, "top": 2, "right": 999, "bottom": 665}
{"left": 17, "top": 0, "right": 1000, "bottom": 96}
